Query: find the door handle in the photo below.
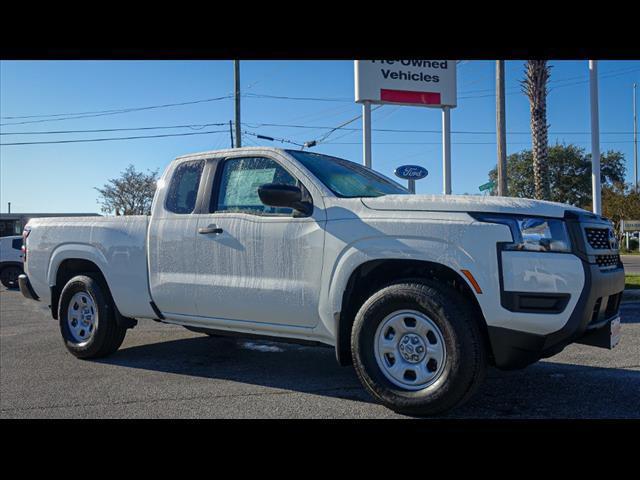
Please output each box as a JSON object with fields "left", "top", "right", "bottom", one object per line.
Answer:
{"left": 198, "top": 224, "right": 223, "bottom": 235}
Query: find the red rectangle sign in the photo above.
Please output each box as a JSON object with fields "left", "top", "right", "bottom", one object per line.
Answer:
{"left": 380, "top": 88, "right": 441, "bottom": 105}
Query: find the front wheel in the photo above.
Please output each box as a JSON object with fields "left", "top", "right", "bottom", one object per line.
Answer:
{"left": 58, "top": 274, "right": 127, "bottom": 359}
{"left": 351, "top": 280, "right": 487, "bottom": 416}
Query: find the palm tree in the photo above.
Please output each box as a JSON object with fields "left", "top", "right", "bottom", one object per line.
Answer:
{"left": 522, "top": 60, "right": 551, "bottom": 200}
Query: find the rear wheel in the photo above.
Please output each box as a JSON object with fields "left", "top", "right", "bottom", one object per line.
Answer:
{"left": 1, "top": 265, "right": 22, "bottom": 289}
{"left": 58, "top": 274, "right": 127, "bottom": 359}
{"left": 351, "top": 279, "right": 487, "bottom": 416}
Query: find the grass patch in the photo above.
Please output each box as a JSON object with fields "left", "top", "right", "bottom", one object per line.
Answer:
{"left": 625, "top": 275, "right": 640, "bottom": 290}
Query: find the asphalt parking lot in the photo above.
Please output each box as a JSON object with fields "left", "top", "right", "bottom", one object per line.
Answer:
{"left": 1, "top": 286, "right": 638, "bottom": 419}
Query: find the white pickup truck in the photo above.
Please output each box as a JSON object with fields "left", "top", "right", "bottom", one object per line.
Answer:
{"left": 19, "top": 147, "right": 624, "bottom": 416}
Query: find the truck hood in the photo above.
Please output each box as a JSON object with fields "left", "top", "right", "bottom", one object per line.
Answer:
{"left": 361, "top": 194, "right": 585, "bottom": 218}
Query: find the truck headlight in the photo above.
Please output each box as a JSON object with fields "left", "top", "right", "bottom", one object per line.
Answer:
{"left": 473, "top": 214, "right": 571, "bottom": 253}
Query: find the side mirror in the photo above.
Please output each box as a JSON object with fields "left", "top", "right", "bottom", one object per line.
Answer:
{"left": 258, "top": 183, "right": 313, "bottom": 216}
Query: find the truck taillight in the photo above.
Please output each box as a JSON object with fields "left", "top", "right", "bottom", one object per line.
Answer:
{"left": 22, "top": 226, "right": 31, "bottom": 262}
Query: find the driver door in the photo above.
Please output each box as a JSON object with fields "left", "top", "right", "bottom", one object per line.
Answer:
{"left": 192, "top": 155, "right": 326, "bottom": 328}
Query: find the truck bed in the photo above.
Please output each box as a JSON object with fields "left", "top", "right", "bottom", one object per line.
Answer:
{"left": 25, "top": 215, "right": 157, "bottom": 319}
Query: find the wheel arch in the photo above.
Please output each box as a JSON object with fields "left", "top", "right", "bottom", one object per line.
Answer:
{"left": 50, "top": 258, "right": 109, "bottom": 320}
{"left": 334, "top": 258, "right": 491, "bottom": 367}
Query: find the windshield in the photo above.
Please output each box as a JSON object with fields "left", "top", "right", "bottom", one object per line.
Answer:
{"left": 287, "top": 150, "right": 409, "bottom": 198}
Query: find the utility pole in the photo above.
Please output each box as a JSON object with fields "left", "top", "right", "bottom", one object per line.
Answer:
{"left": 634, "top": 82, "right": 638, "bottom": 192}
{"left": 7, "top": 202, "right": 11, "bottom": 214}
{"left": 496, "top": 60, "right": 507, "bottom": 196}
{"left": 362, "top": 101, "right": 372, "bottom": 168}
{"left": 234, "top": 60, "right": 241, "bottom": 148}
{"left": 229, "top": 120, "right": 234, "bottom": 149}
{"left": 589, "top": 60, "right": 602, "bottom": 215}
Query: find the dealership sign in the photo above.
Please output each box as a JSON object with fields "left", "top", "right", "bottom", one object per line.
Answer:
{"left": 355, "top": 60, "right": 457, "bottom": 108}
{"left": 394, "top": 165, "right": 429, "bottom": 180}
{"left": 622, "top": 220, "right": 640, "bottom": 231}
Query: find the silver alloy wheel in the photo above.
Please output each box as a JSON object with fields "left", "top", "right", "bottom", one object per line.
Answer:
{"left": 374, "top": 309, "right": 447, "bottom": 390}
{"left": 66, "top": 291, "right": 98, "bottom": 344}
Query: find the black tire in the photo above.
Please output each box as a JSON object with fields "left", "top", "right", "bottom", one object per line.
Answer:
{"left": 351, "top": 279, "right": 487, "bottom": 416}
{"left": 58, "top": 274, "right": 127, "bottom": 359}
{"left": 0, "top": 265, "right": 22, "bottom": 289}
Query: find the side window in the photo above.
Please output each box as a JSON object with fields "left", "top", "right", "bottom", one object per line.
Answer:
{"left": 12, "top": 238, "right": 23, "bottom": 250}
{"left": 165, "top": 160, "right": 205, "bottom": 214}
{"left": 214, "top": 157, "right": 297, "bottom": 215}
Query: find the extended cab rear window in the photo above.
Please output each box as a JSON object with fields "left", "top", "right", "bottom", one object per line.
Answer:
{"left": 165, "top": 160, "right": 205, "bottom": 214}
{"left": 12, "top": 238, "right": 22, "bottom": 250}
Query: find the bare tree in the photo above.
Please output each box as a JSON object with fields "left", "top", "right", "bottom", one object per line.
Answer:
{"left": 95, "top": 165, "right": 159, "bottom": 215}
{"left": 522, "top": 60, "right": 551, "bottom": 200}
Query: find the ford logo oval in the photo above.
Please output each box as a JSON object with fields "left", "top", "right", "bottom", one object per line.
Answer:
{"left": 394, "top": 165, "right": 429, "bottom": 180}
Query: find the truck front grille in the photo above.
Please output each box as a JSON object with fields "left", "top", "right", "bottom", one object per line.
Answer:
{"left": 585, "top": 227, "right": 612, "bottom": 249}
{"left": 595, "top": 254, "right": 621, "bottom": 268}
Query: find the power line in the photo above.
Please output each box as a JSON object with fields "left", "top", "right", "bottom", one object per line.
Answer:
{"left": 0, "top": 129, "right": 228, "bottom": 146}
{"left": 319, "top": 107, "right": 400, "bottom": 145}
{"left": 457, "top": 64, "right": 640, "bottom": 96}
{"left": 3, "top": 64, "right": 637, "bottom": 126}
{"left": 2, "top": 64, "right": 637, "bottom": 146}
{"left": 242, "top": 130, "right": 305, "bottom": 148}
{"left": 247, "top": 67, "right": 640, "bottom": 104}
{"left": 3, "top": 120, "right": 633, "bottom": 137}
{"left": 242, "top": 122, "right": 633, "bottom": 136}
{"left": 0, "top": 123, "right": 227, "bottom": 135}
{"left": 459, "top": 66, "right": 640, "bottom": 100}
{"left": 285, "top": 103, "right": 356, "bottom": 124}
{"left": 314, "top": 105, "right": 383, "bottom": 145}
{"left": 243, "top": 93, "right": 352, "bottom": 103}
{"left": 325, "top": 140, "right": 636, "bottom": 145}
{"left": 2, "top": 129, "right": 633, "bottom": 148}
{"left": 548, "top": 67, "right": 640, "bottom": 94}
{"left": 0, "top": 96, "right": 233, "bottom": 126}
{"left": 243, "top": 63, "right": 289, "bottom": 91}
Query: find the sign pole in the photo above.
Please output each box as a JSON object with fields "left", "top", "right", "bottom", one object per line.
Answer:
{"left": 589, "top": 60, "right": 601, "bottom": 215}
{"left": 362, "top": 101, "right": 372, "bottom": 168}
{"left": 408, "top": 179, "right": 415, "bottom": 194}
{"left": 442, "top": 107, "right": 452, "bottom": 194}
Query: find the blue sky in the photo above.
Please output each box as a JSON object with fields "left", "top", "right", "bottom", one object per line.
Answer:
{"left": 1, "top": 60, "right": 638, "bottom": 213}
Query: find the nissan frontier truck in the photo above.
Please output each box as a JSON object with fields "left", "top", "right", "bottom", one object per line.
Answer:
{"left": 18, "top": 147, "right": 624, "bottom": 416}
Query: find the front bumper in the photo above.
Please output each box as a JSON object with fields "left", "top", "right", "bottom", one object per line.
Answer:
{"left": 486, "top": 211, "right": 625, "bottom": 370}
{"left": 18, "top": 274, "right": 39, "bottom": 301}
{"left": 488, "top": 261, "right": 624, "bottom": 369}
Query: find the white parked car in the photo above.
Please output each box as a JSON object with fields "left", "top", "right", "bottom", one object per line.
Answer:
{"left": 19, "top": 148, "right": 625, "bottom": 416}
{"left": 0, "top": 235, "right": 24, "bottom": 288}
